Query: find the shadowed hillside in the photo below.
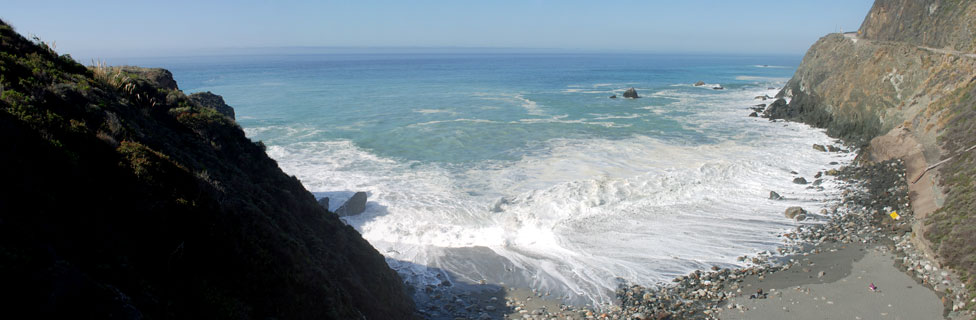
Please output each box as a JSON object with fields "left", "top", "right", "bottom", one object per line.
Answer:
{"left": 0, "top": 20, "right": 416, "bottom": 319}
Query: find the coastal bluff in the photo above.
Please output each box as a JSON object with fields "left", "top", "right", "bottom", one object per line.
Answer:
{"left": 0, "top": 20, "right": 415, "bottom": 319}
{"left": 771, "top": 0, "right": 976, "bottom": 309}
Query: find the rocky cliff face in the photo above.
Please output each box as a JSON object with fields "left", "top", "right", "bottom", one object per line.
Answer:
{"left": 775, "top": 0, "right": 976, "bottom": 307}
{"left": 0, "top": 20, "right": 415, "bottom": 319}
{"left": 859, "top": 0, "right": 976, "bottom": 53}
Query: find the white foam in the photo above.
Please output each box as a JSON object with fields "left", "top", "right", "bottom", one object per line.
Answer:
{"left": 514, "top": 94, "right": 546, "bottom": 116}
{"left": 264, "top": 83, "right": 854, "bottom": 307}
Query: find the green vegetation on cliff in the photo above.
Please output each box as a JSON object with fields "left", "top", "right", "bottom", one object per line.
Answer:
{"left": 0, "top": 20, "right": 415, "bottom": 319}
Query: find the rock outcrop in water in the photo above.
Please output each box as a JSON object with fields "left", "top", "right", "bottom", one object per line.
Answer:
{"left": 623, "top": 87, "right": 639, "bottom": 98}
{"left": 0, "top": 20, "right": 415, "bottom": 319}
{"left": 337, "top": 192, "right": 368, "bottom": 216}
{"left": 771, "top": 0, "right": 976, "bottom": 308}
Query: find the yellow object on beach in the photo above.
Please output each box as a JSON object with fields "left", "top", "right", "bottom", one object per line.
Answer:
{"left": 890, "top": 211, "right": 901, "bottom": 220}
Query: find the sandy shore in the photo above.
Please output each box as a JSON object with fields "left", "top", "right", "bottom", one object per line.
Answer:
{"left": 716, "top": 242, "right": 943, "bottom": 320}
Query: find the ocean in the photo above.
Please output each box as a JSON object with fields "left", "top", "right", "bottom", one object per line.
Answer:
{"left": 127, "top": 52, "right": 854, "bottom": 306}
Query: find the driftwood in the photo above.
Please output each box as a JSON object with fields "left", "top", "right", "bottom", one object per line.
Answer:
{"left": 913, "top": 144, "right": 976, "bottom": 184}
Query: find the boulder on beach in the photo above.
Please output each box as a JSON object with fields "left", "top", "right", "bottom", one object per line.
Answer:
{"left": 785, "top": 206, "right": 806, "bottom": 220}
{"left": 793, "top": 177, "right": 808, "bottom": 184}
{"left": 769, "top": 191, "right": 783, "bottom": 200}
{"left": 336, "top": 192, "right": 368, "bottom": 216}
{"left": 317, "top": 197, "right": 330, "bottom": 210}
{"left": 813, "top": 144, "right": 827, "bottom": 152}
{"left": 694, "top": 81, "right": 706, "bottom": 87}
{"left": 623, "top": 87, "right": 640, "bottom": 99}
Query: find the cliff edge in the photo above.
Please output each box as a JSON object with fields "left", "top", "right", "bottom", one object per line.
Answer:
{"left": 773, "top": 0, "right": 976, "bottom": 311}
{"left": 0, "top": 20, "right": 416, "bottom": 319}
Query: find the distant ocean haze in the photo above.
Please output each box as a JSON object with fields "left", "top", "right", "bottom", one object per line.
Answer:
{"left": 139, "top": 53, "right": 852, "bottom": 305}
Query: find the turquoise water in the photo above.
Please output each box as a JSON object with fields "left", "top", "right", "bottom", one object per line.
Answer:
{"left": 129, "top": 53, "right": 854, "bottom": 306}
{"left": 152, "top": 54, "right": 792, "bottom": 162}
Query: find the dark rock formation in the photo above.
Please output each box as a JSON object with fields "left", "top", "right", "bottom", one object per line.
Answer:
{"left": 748, "top": 112, "right": 758, "bottom": 117}
{"left": 793, "top": 177, "right": 808, "bottom": 184}
{"left": 769, "top": 191, "right": 783, "bottom": 200}
{"left": 318, "top": 196, "right": 330, "bottom": 210}
{"left": 623, "top": 87, "right": 639, "bottom": 99}
{"left": 712, "top": 85, "right": 724, "bottom": 90}
{"left": 0, "top": 20, "right": 415, "bottom": 319}
{"left": 610, "top": 94, "right": 617, "bottom": 99}
{"left": 336, "top": 192, "right": 368, "bottom": 217}
{"left": 827, "top": 145, "right": 841, "bottom": 152}
{"left": 188, "top": 91, "right": 236, "bottom": 120}
{"left": 694, "top": 81, "right": 706, "bottom": 86}
{"left": 813, "top": 144, "right": 827, "bottom": 152}
{"left": 762, "top": 98, "right": 790, "bottom": 119}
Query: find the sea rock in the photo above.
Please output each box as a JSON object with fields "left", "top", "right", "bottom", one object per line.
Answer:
{"left": 317, "top": 197, "right": 330, "bottom": 210}
{"left": 694, "top": 81, "right": 706, "bottom": 87}
{"left": 188, "top": 91, "right": 236, "bottom": 120}
{"left": 336, "top": 192, "right": 368, "bottom": 216}
{"left": 785, "top": 207, "right": 807, "bottom": 220}
{"left": 762, "top": 98, "right": 790, "bottom": 119}
{"left": 769, "top": 191, "right": 783, "bottom": 200}
{"left": 814, "top": 171, "right": 823, "bottom": 178}
{"left": 623, "top": 87, "right": 640, "bottom": 99}
{"left": 712, "top": 85, "right": 724, "bottom": 90}
{"left": 749, "top": 112, "right": 758, "bottom": 117}
{"left": 610, "top": 94, "right": 617, "bottom": 99}
{"left": 813, "top": 144, "right": 827, "bottom": 152}
{"left": 827, "top": 145, "right": 841, "bottom": 152}
{"left": 793, "top": 177, "right": 808, "bottom": 184}
{"left": 755, "top": 95, "right": 768, "bottom": 101}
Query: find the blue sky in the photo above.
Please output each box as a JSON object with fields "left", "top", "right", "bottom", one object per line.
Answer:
{"left": 2, "top": 0, "right": 873, "bottom": 59}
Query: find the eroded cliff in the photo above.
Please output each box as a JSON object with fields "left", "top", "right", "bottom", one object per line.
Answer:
{"left": 774, "top": 0, "right": 976, "bottom": 310}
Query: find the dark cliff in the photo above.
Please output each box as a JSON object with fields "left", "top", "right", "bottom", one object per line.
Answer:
{"left": 773, "top": 0, "right": 976, "bottom": 309}
{"left": 0, "top": 20, "right": 416, "bottom": 319}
